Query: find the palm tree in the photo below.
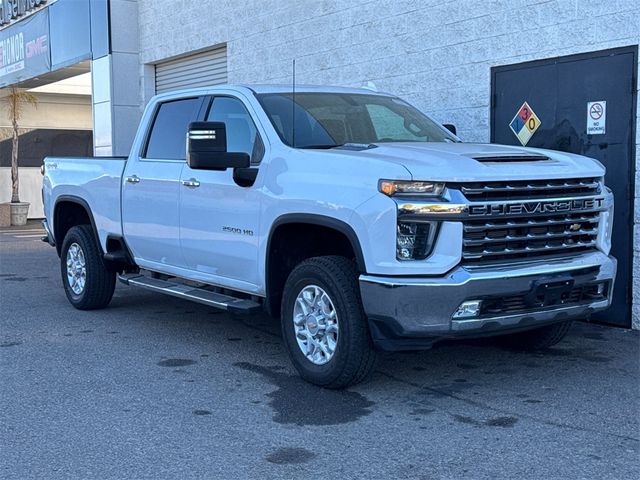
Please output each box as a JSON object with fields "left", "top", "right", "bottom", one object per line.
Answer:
{"left": 3, "top": 85, "right": 37, "bottom": 203}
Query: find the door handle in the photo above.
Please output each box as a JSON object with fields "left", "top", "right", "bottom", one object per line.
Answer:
{"left": 181, "top": 178, "right": 201, "bottom": 188}
{"left": 126, "top": 175, "right": 141, "bottom": 184}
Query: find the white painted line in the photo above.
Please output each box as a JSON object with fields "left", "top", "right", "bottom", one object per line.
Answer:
{"left": 15, "top": 234, "right": 45, "bottom": 238}
{"left": 1, "top": 230, "right": 45, "bottom": 235}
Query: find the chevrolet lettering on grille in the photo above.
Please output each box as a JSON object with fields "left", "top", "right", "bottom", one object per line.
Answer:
{"left": 468, "top": 198, "right": 605, "bottom": 217}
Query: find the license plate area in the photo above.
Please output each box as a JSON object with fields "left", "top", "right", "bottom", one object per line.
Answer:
{"left": 526, "top": 276, "right": 575, "bottom": 307}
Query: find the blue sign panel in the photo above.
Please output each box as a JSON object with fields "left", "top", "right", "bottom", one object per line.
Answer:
{"left": 49, "top": 0, "right": 91, "bottom": 69}
{"left": 0, "top": 8, "right": 50, "bottom": 87}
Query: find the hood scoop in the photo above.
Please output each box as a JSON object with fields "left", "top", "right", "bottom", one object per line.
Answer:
{"left": 472, "top": 154, "right": 550, "bottom": 163}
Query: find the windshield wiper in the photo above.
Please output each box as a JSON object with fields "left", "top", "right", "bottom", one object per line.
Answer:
{"left": 299, "top": 143, "right": 378, "bottom": 151}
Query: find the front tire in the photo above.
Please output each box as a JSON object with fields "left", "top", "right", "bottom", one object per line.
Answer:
{"left": 60, "top": 225, "right": 116, "bottom": 310}
{"left": 498, "top": 320, "right": 573, "bottom": 350}
{"left": 281, "top": 256, "right": 377, "bottom": 389}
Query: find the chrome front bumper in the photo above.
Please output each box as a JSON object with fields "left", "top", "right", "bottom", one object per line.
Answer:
{"left": 359, "top": 251, "right": 616, "bottom": 350}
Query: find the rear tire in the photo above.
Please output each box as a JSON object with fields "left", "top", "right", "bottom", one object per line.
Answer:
{"left": 281, "top": 256, "right": 377, "bottom": 389}
{"left": 498, "top": 320, "right": 573, "bottom": 350}
{"left": 60, "top": 225, "right": 116, "bottom": 310}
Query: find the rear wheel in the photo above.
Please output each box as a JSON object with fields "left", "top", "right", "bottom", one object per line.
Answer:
{"left": 498, "top": 320, "right": 573, "bottom": 350}
{"left": 281, "top": 256, "right": 377, "bottom": 389}
{"left": 60, "top": 225, "right": 116, "bottom": 310}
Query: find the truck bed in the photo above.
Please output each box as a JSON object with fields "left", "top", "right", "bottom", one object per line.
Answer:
{"left": 43, "top": 156, "right": 127, "bottom": 250}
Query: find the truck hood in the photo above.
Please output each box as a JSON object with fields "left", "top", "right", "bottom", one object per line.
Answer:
{"left": 331, "top": 142, "right": 605, "bottom": 181}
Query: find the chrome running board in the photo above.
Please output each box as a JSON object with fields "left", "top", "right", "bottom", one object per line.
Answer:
{"left": 118, "top": 273, "right": 261, "bottom": 314}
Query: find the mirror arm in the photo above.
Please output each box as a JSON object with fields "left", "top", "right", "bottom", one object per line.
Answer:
{"left": 233, "top": 167, "right": 258, "bottom": 187}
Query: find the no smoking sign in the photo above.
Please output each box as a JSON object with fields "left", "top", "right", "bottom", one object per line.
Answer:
{"left": 587, "top": 101, "right": 606, "bottom": 135}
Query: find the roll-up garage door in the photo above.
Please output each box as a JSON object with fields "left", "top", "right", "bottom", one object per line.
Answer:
{"left": 155, "top": 46, "right": 227, "bottom": 94}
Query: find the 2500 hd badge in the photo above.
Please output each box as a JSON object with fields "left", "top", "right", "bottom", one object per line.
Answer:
{"left": 222, "top": 226, "right": 254, "bottom": 236}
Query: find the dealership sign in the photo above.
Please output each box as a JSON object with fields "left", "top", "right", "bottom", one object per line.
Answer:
{"left": 0, "top": 0, "right": 48, "bottom": 27}
{"left": 0, "top": 7, "right": 49, "bottom": 86}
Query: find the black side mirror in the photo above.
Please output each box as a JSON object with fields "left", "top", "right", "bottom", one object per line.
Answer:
{"left": 187, "top": 121, "right": 250, "bottom": 170}
{"left": 443, "top": 123, "right": 457, "bottom": 136}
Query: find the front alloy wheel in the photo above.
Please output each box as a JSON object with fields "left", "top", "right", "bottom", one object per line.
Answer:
{"left": 281, "top": 256, "right": 377, "bottom": 389}
{"left": 293, "top": 285, "right": 339, "bottom": 365}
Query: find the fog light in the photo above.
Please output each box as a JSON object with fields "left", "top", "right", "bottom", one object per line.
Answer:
{"left": 596, "top": 283, "right": 606, "bottom": 295}
{"left": 396, "top": 221, "right": 437, "bottom": 260}
{"left": 453, "top": 300, "right": 482, "bottom": 319}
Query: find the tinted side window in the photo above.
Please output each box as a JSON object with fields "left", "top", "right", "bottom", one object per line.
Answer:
{"left": 145, "top": 98, "right": 201, "bottom": 160}
{"left": 207, "top": 97, "right": 263, "bottom": 164}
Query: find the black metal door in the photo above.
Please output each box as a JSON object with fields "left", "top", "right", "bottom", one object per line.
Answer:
{"left": 491, "top": 46, "right": 637, "bottom": 327}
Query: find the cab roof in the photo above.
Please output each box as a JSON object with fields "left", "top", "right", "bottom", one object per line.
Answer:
{"left": 150, "top": 84, "right": 396, "bottom": 104}
{"left": 236, "top": 84, "right": 395, "bottom": 96}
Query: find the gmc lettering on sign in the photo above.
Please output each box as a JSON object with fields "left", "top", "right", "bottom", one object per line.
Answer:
{"left": 25, "top": 33, "right": 46, "bottom": 57}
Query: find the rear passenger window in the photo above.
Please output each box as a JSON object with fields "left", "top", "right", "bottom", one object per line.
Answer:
{"left": 144, "top": 98, "right": 201, "bottom": 160}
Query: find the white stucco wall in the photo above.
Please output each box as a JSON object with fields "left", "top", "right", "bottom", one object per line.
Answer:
{"left": 0, "top": 92, "right": 92, "bottom": 218}
{"left": 137, "top": 0, "right": 639, "bottom": 327}
{"left": 0, "top": 92, "right": 93, "bottom": 130}
{"left": 0, "top": 168, "right": 44, "bottom": 218}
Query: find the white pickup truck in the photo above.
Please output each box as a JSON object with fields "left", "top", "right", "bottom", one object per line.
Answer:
{"left": 42, "top": 85, "right": 616, "bottom": 388}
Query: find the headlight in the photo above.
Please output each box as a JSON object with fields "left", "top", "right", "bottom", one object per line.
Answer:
{"left": 379, "top": 180, "right": 445, "bottom": 197}
{"left": 397, "top": 221, "right": 438, "bottom": 260}
{"left": 597, "top": 186, "right": 614, "bottom": 255}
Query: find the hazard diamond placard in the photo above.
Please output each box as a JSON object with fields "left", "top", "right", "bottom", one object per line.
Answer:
{"left": 509, "top": 102, "right": 541, "bottom": 146}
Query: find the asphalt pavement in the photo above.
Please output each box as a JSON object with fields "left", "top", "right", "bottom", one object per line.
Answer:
{"left": 1, "top": 222, "right": 639, "bottom": 479}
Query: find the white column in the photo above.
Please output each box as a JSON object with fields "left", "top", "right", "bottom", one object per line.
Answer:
{"left": 91, "top": 0, "right": 141, "bottom": 157}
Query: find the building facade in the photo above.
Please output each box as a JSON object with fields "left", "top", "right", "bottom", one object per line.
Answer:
{"left": 0, "top": 0, "right": 139, "bottom": 219}
{"left": 1, "top": 0, "right": 639, "bottom": 328}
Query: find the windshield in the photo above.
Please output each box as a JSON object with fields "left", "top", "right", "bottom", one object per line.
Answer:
{"left": 256, "top": 92, "right": 458, "bottom": 148}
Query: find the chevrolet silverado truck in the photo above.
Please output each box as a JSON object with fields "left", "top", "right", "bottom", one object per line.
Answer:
{"left": 42, "top": 85, "right": 616, "bottom": 388}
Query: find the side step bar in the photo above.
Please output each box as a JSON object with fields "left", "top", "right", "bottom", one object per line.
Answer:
{"left": 118, "top": 273, "right": 262, "bottom": 315}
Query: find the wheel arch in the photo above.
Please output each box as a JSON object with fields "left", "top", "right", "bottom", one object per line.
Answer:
{"left": 264, "top": 213, "right": 366, "bottom": 318}
{"left": 53, "top": 196, "right": 102, "bottom": 257}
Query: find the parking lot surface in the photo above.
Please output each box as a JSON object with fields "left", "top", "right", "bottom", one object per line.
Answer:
{"left": 1, "top": 224, "right": 639, "bottom": 479}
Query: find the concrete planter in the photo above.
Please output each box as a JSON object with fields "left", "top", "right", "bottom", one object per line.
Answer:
{"left": 10, "top": 202, "right": 30, "bottom": 226}
{"left": 0, "top": 203, "right": 10, "bottom": 227}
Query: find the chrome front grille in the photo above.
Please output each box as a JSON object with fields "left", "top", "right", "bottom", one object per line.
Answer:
{"left": 462, "top": 211, "right": 600, "bottom": 263}
{"left": 456, "top": 177, "right": 604, "bottom": 264}
{"left": 458, "top": 177, "right": 601, "bottom": 201}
